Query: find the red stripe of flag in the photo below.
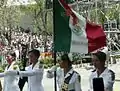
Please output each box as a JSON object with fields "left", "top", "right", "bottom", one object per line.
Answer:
{"left": 59, "top": 0, "right": 78, "bottom": 25}
{"left": 86, "top": 22, "right": 106, "bottom": 52}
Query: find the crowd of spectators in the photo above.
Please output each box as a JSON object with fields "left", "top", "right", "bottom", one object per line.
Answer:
{"left": 0, "top": 30, "right": 53, "bottom": 64}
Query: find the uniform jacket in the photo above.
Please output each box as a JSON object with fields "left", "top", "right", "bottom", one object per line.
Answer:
{"left": 47, "top": 67, "right": 82, "bottom": 91}
{"left": 4, "top": 61, "right": 20, "bottom": 91}
{"left": 89, "top": 68, "right": 115, "bottom": 91}
{"left": 19, "top": 61, "right": 44, "bottom": 91}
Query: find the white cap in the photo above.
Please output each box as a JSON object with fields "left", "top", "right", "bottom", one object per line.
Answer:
{"left": 100, "top": 46, "right": 110, "bottom": 61}
{"left": 68, "top": 53, "right": 73, "bottom": 62}
{"left": 92, "top": 46, "right": 109, "bottom": 55}
{"left": 100, "top": 46, "right": 108, "bottom": 55}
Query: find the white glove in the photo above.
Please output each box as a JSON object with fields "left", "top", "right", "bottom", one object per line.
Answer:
{"left": 50, "top": 65, "right": 58, "bottom": 72}
{"left": 0, "top": 73, "right": 5, "bottom": 77}
{"left": 47, "top": 70, "right": 54, "bottom": 78}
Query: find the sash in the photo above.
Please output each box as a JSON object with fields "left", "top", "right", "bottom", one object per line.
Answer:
{"left": 61, "top": 71, "right": 75, "bottom": 91}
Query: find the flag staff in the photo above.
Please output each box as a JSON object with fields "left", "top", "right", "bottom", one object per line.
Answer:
{"left": 53, "top": 0, "right": 57, "bottom": 91}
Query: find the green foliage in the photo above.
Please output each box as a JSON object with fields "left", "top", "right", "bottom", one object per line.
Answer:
{"left": 20, "top": 4, "right": 40, "bottom": 13}
{"left": 42, "top": 57, "right": 53, "bottom": 64}
{"left": 72, "top": 53, "right": 82, "bottom": 62}
{"left": 89, "top": 8, "right": 96, "bottom": 22}
{"left": 46, "top": 11, "right": 53, "bottom": 34}
{"left": 16, "top": 60, "right": 24, "bottom": 70}
{"left": 0, "top": 0, "right": 53, "bottom": 37}
{"left": 113, "top": 55, "right": 120, "bottom": 59}
{"left": 44, "top": 64, "right": 48, "bottom": 69}
{"left": 41, "top": 57, "right": 54, "bottom": 69}
{"left": 88, "top": 3, "right": 120, "bottom": 24}
{"left": 105, "top": 4, "right": 120, "bottom": 20}
{"left": 0, "top": 67, "right": 4, "bottom": 72}
{"left": 0, "top": 63, "right": 7, "bottom": 72}
{"left": 19, "top": 0, "right": 53, "bottom": 35}
{"left": 0, "top": 5, "right": 21, "bottom": 32}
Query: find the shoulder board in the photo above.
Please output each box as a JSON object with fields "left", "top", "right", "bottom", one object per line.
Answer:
{"left": 73, "top": 71, "right": 81, "bottom": 82}
{"left": 109, "top": 69, "right": 115, "bottom": 73}
{"left": 73, "top": 71, "right": 78, "bottom": 74}
{"left": 73, "top": 71, "right": 81, "bottom": 76}
{"left": 92, "top": 69, "right": 96, "bottom": 72}
{"left": 109, "top": 70, "right": 115, "bottom": 81}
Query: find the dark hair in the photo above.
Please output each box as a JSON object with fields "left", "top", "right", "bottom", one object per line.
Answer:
{"left": 10, "top": 52, "right": 16, "bottom": 57}
{"left": 28, "top": 49, "right": 40, "bottom": 58}
{"left": 61, "top": 53, "right": 72, "bottom": 66}
{"left": 61, "top": 54, "right": 70, "bottom": 61}
{"left": 93, "top": 51, "right": 106, "bottom": 62}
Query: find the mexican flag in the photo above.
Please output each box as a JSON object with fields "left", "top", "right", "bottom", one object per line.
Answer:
{"left": 54, "top": 0, "right": 106, "bottom": 53}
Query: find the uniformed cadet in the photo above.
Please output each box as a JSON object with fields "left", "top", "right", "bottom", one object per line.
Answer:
{"left": 47, "top": 53, "right": 82, "bottom": 91}
{"left": 3, "top": 52, "right": 20, "bottom": 91}
{"left": 4, "top": 49, "right": 44, "bottom": 91}
{"left": 89, "top": 51, "right": 115, "bottom": 91}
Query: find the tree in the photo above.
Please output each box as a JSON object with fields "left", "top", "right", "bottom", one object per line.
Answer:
{"left": 19, "top": 0, "right": 53, "bottom": 35}
{"left": 0, "top": 0, "right": 53, "bottom": 47}
{"left": 19, "top": 0, "right": 53, "bottom": 51}
{"left": 87, "top": 1, "right": 120, "bottom": 24}
{"left": 0, "top": 0, "right": 22, "bottom": 44}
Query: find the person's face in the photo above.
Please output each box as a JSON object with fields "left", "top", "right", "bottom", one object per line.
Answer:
{"left": 28, "top": 52, "right": 37, "bottom": 64}
{"left": 92, "top": 55, "right": 104, "bottom": 69}
{"left": 6, "top": 55, "right": 13, "bottom": 64}
{"left": 58, "top": 60, "right": 68, "bottom": 68}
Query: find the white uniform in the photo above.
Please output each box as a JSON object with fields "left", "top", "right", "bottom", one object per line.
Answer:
{"left": 4, "top": 61, "right": 20, "bottom": 91}
{"left": 89, "top": 68, "right": 115, "bottom": 91}
{"left": 47, "top": 67, "right": 82, "bottom": 91}
{"left": 19, "top": 61, "right": 44, "bottom": 91}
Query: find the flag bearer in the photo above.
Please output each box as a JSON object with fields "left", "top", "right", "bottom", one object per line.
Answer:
{"left": 47, "top": 53, "right": 82, "bottom": 91}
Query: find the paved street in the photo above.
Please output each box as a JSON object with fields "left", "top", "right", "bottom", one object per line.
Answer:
{"left": 0, "top": 62, "right": 120, "bottom": 91}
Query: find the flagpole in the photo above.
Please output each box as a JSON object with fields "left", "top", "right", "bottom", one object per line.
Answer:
{"left": 53, "top": 0, "right": 57, "bottom": 91}
{"left": 53, "top": 51, "right": 57, "bottom": 91}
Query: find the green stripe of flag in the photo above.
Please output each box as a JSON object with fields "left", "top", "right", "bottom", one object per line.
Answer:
{"left": 54, "top": 0, "right": 71, "bottom": 52}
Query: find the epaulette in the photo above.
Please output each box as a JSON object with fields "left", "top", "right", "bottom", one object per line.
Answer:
{"left": 73, "top": 71, "right": 79, "bottom": 74}
{"left": 73, "top": 71, "right": 81, "bottom": 82}
{"left": 92, "top": 69, "right": 96, "bottom": 72}
{"left": 109, "top": 70, "right": 115, "bottom": 81}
